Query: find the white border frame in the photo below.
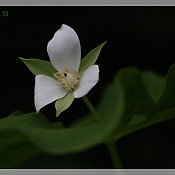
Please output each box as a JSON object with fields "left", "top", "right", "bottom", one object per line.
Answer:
{"left": 1, "top": 169, "right": 175, "bottom": 175}
{"left": 0, "top": 1, "right": 174, "bottom": 174}
{"left": 0, "top": 0, "right": 175, "bottom": 6}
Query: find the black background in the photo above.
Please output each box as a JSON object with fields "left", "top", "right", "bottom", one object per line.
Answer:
{"left": 1, "top": 6, "right": 175, "bottom": 168}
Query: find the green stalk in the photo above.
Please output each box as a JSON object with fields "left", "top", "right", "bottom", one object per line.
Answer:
{"left": 82, "top": 96, "right": 123, "bottom": 169}
{"left": 82, "top": 96, "right": 101, "bottom": 122}
{"left": 105, "top": 141, "right": 122, "bottom": 168}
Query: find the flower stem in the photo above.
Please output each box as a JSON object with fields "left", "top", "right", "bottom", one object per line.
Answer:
{"left": 105, "top": 141, "right": 123, "bottom": 168}
{"left": 82, "top": 96, "right": 101, "bottom": 122}
{"left": 82, "top": 96, "right": 122, "bottom": 168}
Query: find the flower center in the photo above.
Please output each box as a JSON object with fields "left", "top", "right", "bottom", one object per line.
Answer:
{"left": 53, "top": 66, "right": 79, "bottom": 91}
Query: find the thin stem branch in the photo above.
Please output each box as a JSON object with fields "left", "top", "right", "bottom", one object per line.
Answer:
{"left": 82, "top": 96, "right": 101, "bottom": 122}
{"left": 105, "top": 141, "right": 123, "bottom": 168}
{"left": 82, "top": 96, "right": 123, "bottom": 169}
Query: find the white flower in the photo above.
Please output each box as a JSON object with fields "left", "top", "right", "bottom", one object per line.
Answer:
{"left": 35, "top": 24, "right": 99, "bottom": 112}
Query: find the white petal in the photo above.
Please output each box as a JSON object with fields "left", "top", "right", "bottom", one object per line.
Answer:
{"left": 35, "top": 75, "right": 68, "bottom": 111}
{"left": 74, "top": 65, "right": 99, "bottom": 98}
{"left": 47, "top": 24, "right": 81, "bottom": 73}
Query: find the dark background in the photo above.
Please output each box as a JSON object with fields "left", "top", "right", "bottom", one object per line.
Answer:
{"left": 1, "top": 6, "right": 175, "bottom": 168}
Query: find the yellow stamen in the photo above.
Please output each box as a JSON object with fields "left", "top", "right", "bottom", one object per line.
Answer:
{"left": 53, "top": 66, "right": 79, "bottom": 91}
{"left": 74, "top": 70, "right": 79, "bottom": 79}
{"left": 56, "top": 83, "right": 63, "bottom": 86}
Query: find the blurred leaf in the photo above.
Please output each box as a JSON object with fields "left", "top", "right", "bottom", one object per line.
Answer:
{"left": 156, "top": 63, "right": 175, "bottom": 111}
{"left": 55, "top": 92, "right": 74, "bottom": 117}
{"left": 70, "top": 82, "right": 122, "bottom": 129}
{"left": 114, "top": 67, "right": 155, "bottom": 125}
{"left": 0, "top": 112, "right": 65, "bottom": 132}
{"left": 19, "top": 57, "right": 57, "bottom": 78}
{"left": 70, "top": 80, "right": 126, "bottom": 132}
{"left": 28, "top": 82, "right": 124, "bottom": 154}
{"left": 8, "top": 110, "right": 24, "bottom": 117}
{"left": 3, "top": 63, "right": 175, "bottom": 167}
{"left": 114, "top": 108, "right": 175, "bottom": 141}
{"left": 112, "top": 65, "right": 175, "bottom": 140}
{"left": 0, "top": 111, "right": 41, "bottom": 168}
{"left": 70, "top": 67, "right": 169, "bottom": 143}
{"left": 0, "top": 82, "right": 124, "bottom": 155}
{"left": 142, "top": 71, "right": 166, "bottom": 103}
{"left": 127, "top": 115, "right": 147, "bottom": 126}
{"left": 97, "top": 83, "right": 123, "bottom": 119}
{"left": 0, "top": 140, "right": 39, "bottom": 168}
{"left": 78, "top": 42, "right": 106, "bottom": 77}
{"left": 69, "top": 113, "right": 95, "bottom": 128}
{"left": 0, "top": 112, "right": 64, "bottom": 148}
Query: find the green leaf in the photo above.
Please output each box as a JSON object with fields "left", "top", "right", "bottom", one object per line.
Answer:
{"left": 114, "top": 108, "right": 175, "bottom": 141}
{"left": 8, "top": 110, "right": 24, "bottom": 116}
{"left": 0, "top": 112, "right": 64, "bottom": 168}
{"left": 0, "top": 112, "right": 65, "bottom": 147}
{"left": 127, "top": 115, "right": 147, "bottom": 126}
{"left": 71, "top": 68, "right": 166, "bottom": 143}
{"left": 69, "top": 113, "right": 95, "bottom": 128}
{"left": 0, "top": 81, "right": 124, "bottom": 155}
{"left": 40, "top": 82, "right": 123, "bottom": 154}
{"left": 55, "top": 92, "right": 75, "bottom": 117}
{"left": 0, "top": 112, "right": 65, "bottom": 133}
{"left": 0, "top": 140, "right": 40, "bottom": 168}
{"left": 112, "top": 65, "right": 175, "bottom": 141}
{"left": 114, "top": 67, "right": 155, "bottom": 125}
{"left": 156, "top": 63, "right": 175, "bottom": 111}
{"left": 19, "top": 57, "right": 57, "bottom": 78}
{"left": 33, "top": 82, "right": 123, "bottom": 154}
{"left": 78, "top": 42, "right": 106, "bottom": 77}
{"left": 110, "top": 67, "right": 156, "bottom": 140}
{"left": 142, "top": 71, "right": 166, "bottom": 103}
{"left": 70, "top": 81, "right": 124, "bottom": 129}
{"left": 19, "top": 42, "right": 106, "bottom": 79}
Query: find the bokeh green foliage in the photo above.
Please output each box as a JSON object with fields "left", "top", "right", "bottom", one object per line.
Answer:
{"left": 1, "top": 44, "right": 175, "bottom": 168}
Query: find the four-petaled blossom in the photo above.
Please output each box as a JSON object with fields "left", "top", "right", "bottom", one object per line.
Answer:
{"left": 35, "top": 24, "right": 99, "bottom": 112}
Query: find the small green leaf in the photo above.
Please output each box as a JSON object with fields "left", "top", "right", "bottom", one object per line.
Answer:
{"left": 114, "top": 67, "right": 155, "bottom": 125}
{"left": 78, "top": 42, "right": 106, "bottom": 77}
{"left": 19, "top": 57, "right": 57, "bottom": 78}
{"left": 55, "top": 92, "right": 75, "bottom": 117}
{"left": 142, "top": 71, "right": 166, "bottom": 103}
{"left": 127, "top": 115, "right": 147, "bottom": 125}
{"left": 156, "top": 63, "right": 175, "bottom": 111}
